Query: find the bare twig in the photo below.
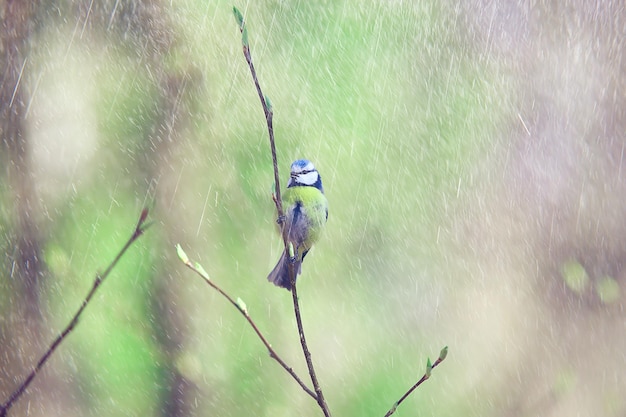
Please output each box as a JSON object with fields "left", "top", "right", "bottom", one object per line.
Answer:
{"left": 290, "top": 272, "right": 332, "bottom": 417}
{"left": 175, "top": 245, "right": 316, "bottom": 400}
{"left": 0, "top": 208, "right": 152, "bottom": 417}
{"left": 232, "top": 7, "right": 333, "bottom": 416}
{"left": 383, "top": 346, "right": 449, "bottom": 417}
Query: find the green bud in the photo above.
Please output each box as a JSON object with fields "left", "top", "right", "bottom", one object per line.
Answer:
{"left": 194, "top": 262, "right": 210, "bottom": 280}
{"left": 241, "top": 26, "right": 249, "bottom": 47}
{"left": 425, "top": 358, "right": 432, "bottom": 378}
{"left": 561, "top": 260, "right": 589, "bottom": 294}
{"left": 232, "top": 6, "right": 249, "bottom": 47}
{"left": 265, "top": 95, "right": 273, "bottom": 113}
{"left": 176, "top": 244, "right": 189, "bottom": 264}
{"left": 439, "top": 346, "right": 448, "bottom": 361}
{"left": 596, "top": 276, "right": 620, "bottom": 304}
{"left": 232, "top": 7, "right": 244, "bottom": 28}
{"left": 236, "top": 297, "right": 248, "bottom": 315}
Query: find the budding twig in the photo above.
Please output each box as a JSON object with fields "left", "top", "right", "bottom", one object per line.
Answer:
{"left": 232, "top": 7, "right": 333, "bottom": 416}
{"left": 175, "top": 245, "right": 316, "bottom": 399}
{"left": 383, "top": 346, "right": 449, "bottom": 417}
{"left": 0, "top": 208, "right": 151, "bottom": 417}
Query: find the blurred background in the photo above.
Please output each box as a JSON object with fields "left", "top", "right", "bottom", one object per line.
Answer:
{"left": 1, "top": 0, "right": 625, "bottom": 416}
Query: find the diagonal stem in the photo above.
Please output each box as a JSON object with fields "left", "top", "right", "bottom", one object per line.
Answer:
{"left": 179, "top": 252, "right": 316, "bottom": 400}
{"left": 383, "top": 352, "right": 447, "bottom": 417}
{"left": 0, "top": 209, "right": 151, "bottom": 417}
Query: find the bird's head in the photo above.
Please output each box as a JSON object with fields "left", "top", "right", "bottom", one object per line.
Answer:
{"left": 288, "top": 159, "right": 323, "bottom": 192}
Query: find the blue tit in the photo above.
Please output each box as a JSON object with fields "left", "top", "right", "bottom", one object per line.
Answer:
{"left": 268, "top": 159, "right": 328, "bottom": 290}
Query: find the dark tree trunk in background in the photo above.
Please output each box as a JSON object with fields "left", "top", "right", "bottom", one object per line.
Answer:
{"left": 148, "top": 67, "right": 200, "bottom": 417}
{"left": 114, "top": 2, "right": 201, "bottom": 416}
{"left": 0, "top": 0, "right": 47, "bottom": 411}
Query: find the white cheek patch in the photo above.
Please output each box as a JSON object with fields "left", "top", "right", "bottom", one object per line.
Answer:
{"left": 298, "top": 171, "right": 318, "bottom": 185}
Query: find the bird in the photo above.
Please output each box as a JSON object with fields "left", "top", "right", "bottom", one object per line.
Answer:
{"left": 267, "top": 159, "right": 328, "bottom": 290}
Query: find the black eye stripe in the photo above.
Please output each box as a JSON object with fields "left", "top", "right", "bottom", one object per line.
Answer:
{"left": 292, "top": 169, "right": 316, "bottom": 176}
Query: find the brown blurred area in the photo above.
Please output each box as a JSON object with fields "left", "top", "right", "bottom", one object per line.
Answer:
{"left": 1, "top": 1, "right": 50, "bottom": 415}
{"left": 446, "top": 1, "right": 626, "bottom": 415}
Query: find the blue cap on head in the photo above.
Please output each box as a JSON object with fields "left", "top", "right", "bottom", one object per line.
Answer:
{"left": 291, "top": 159, "right": 311, "bottom": 170}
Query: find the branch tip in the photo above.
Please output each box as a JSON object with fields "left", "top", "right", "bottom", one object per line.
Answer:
{"left": 232, "top": 6, "right": 244, "bottom": 28}
{"left": 175, "top": 244, "right": 190, "bottom": 264}
{"left": 439, "top": 345, "right": 448, "bottom": 361}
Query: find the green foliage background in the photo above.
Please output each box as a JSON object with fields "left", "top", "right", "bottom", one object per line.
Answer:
{"left": 1, "top": 1, "right": 625, "bottom": 417}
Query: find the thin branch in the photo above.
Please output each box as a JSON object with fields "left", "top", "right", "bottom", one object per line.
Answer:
{"left": 383, "top": 346, "right": 449, "bottom": 417}
{"left": 232, "top": 7, "right": 332, "bottom": 416}
{"left": 290, "top": 273, "right": 332, "bottom": 417}
{"left": 0, "top": 208, "right": 152, "bottom": 417}
{"left": 176, "top": 245, "right": 316, "bottom": 400}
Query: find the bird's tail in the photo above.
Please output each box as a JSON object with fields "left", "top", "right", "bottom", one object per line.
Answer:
{"left": 267, "top": 251, "right": 302, "bottom": 290}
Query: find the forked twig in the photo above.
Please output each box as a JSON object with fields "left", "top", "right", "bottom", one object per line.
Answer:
{"left": 0, "top": 208, "right": 152, "bottom": 417}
